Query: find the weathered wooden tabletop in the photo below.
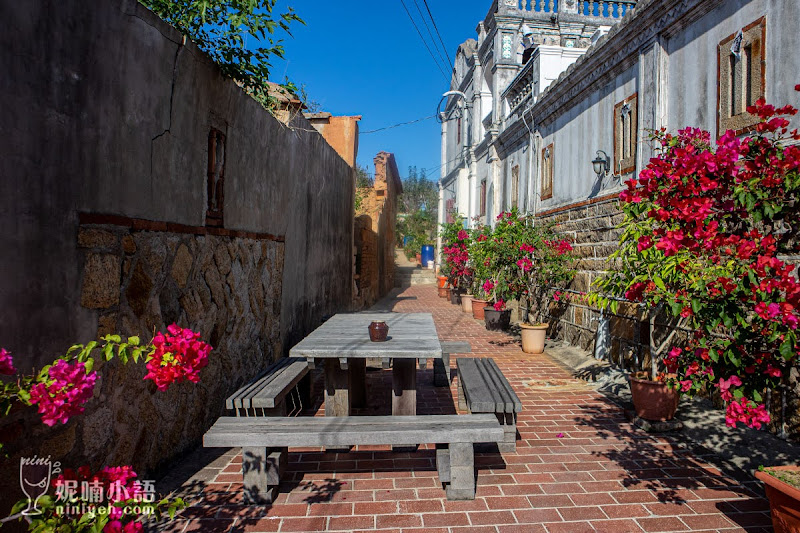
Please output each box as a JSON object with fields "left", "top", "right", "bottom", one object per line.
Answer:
{"left": 289, "top": 312, "right": 443, "bottom": 360}
{"left": 289, "top": 312, "right": 443, "bottom": 418}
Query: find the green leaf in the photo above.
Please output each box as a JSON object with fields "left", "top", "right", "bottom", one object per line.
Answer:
{"left": 128, "top": 336, "right": 140, "bottom": 346}
{"left": 653, "top": 276, "right": 666, "bottom": 291}
{"left": 780, "top": 338, "right": 794, "bottom": 359}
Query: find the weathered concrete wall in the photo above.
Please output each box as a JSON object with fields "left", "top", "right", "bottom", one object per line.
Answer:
{"left": 0, "top": 0, "right": 354, "bottom": 509}
{"left": 305, "top": 113, "right": 361, "bottom": 167}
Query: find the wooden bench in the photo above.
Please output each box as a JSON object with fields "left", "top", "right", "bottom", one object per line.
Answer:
{"left": 434, "top": 341, "right": 471, "bottom": 386}
{"left": 456, "top": 358, "right": 522, "bottom": 452}
{"left": 203, "top": 414, "right": 503, "bottom": 502}
{"left": 226, "top": 357, "right": 311, "bottom": 417}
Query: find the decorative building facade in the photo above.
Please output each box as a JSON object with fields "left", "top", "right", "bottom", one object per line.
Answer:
{"left": 439, "top": 0, "right": 799, "bottom": 229}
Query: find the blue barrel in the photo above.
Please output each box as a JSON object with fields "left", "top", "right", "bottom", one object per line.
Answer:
{"left": 403, "top": 235, "right": 412, "bottom": 247}
{"left": 421, "top": 245, "right": 435, "bottom": 268}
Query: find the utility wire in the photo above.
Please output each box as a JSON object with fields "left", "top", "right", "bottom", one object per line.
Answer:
{"left": 421, "top": 0, "right": 455, "bottom": 73}
{"left": 412, "top": 0, "right": 452, "bottom": 76}
{"left": 399, "top": 0, "right": 450, "bottom": 82}
{"left": 361, "top": 115, "right": 436, "bottom": 134}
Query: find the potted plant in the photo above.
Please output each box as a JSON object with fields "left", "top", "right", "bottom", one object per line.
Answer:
{"left": 467, "top": 223, "right": 492, "bottom": 320}
{"left": 510, "top": 213, "right": 576, "bottom": 352}
{"left": 440, "top": 218, "right": 471, "bottom": 306}
{"left": 755, "top": 465, "right": 800, "bottom": 533}
{"left": 593, "top": 93, "right": 800, "bottom": 429}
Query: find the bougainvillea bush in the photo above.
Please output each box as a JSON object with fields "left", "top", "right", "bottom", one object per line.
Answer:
{"left": 0, "top": 324, "right": 211, "bottom": 531}
{"left": 440, "top": 218, "right": 472, "bottom": 290}
{"left": 596, "top": 90, "right": 800, "bottom": 430}
{"left": 467, "top": 209, "right": 575, "bottom": 312}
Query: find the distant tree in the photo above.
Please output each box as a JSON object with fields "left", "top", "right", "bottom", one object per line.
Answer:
{"left": 397, "top": 165, "right": 439, "bottom": 256}
{"left": 140, "top": 0, "right": 304, "bottom": 111}
{"left": 400, "top": 167, "right": 438, "bottom": 215}
{"left": 355, "top": 164, "right": 374, "bottom": 188}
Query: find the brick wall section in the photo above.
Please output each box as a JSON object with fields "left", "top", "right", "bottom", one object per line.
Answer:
{"left": 353, "top": 152, "right": 402, "bottom": 308}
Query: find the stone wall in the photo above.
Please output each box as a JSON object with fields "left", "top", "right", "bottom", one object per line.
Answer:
{"left": 0, "top": 0, "right": 355, "bottom": 514}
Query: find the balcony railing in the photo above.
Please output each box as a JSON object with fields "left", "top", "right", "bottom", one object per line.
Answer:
{"left": 502, "top": 0, "right": 636, "bottom": 18}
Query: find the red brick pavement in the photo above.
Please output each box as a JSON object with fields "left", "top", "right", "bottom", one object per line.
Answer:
{"left": 155, "top": 284, "right": 773, "bottom": 532}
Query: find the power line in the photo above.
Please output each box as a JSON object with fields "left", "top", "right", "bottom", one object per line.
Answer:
{"left": 421, "top": 0, "right": 454, "bottom": 73}
{"left": 361, "top": 115, "right": 436, "bottom": 134}
{"left": 399, "top": 0, "right": 450, "bottom": 82}
{"left": 412, "top": 0, "right": 452, "bottom": 76}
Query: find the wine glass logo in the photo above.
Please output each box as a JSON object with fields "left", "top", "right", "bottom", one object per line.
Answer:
{"left": 19, "top": 456, "right": 53, "bottom": 516}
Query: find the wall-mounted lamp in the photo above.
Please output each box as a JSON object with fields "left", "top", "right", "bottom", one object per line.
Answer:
{"left": 592, "top": 150, "right": 610, "bottom": 177}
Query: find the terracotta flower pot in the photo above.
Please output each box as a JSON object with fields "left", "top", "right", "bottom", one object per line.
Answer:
{"left": 437, "top": 286, "right": 450, "bottom": 298}
{"left": 415, "top": 253, "right": 421, "bottom": 265}
{"left": 471, "top": 298, "right": 487, "bottom": 319}
{"left": 755, "top": 466, "right": 800, "bottom": 533}
{"left": 436, "top": 275, "right": 448, "bottom": 288}
{"left": 484, "top": 307, "right": 511, "bottom": 331}
{"left": 520, "top": 322, "right": 548, "bottom": 354}
{"left": 461, "top": 294, "right": 473, "bottom": 314}
{"left": 629, "top": 375, "right": 679, "bottom": 421}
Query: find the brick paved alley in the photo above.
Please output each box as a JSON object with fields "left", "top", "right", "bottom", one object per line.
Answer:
{"left": 155, "top": 284, "right": 773, "bottom": 533}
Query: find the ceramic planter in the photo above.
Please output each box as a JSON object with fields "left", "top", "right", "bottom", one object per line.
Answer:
{"left": 368, "top": 320, "right": 389, "bottom": 342}
{"left": 755, "top": 466, "right": 800, "bottom": 533}
{"left": 629, "top": 375, "right": 679, "bottom": 421}
{"left": 484, "top": 307, "right": 511, "bottom": 331}
{"left": 436, "top": 275, "right": 447, "bottom": 288}
{"left": 520, "top": 322, "right": 548, "bottom": 354}
{"left": 461, "top": 294, "right": 474, "bottom": 314}
{"left": 437, "top": 286, "right": 450, "bottom": 298}
{"left": 471, "top": 298, "right": 487, "bottom": 319}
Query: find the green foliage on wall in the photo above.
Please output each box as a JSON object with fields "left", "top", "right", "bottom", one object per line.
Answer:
{"left": 140, "top": 0, "right": 304, "bottom": 111}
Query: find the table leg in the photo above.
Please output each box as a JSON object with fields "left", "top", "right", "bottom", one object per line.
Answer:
{"left": 349, "top": 358, "right": 367, "bottom": 408}
{"left": 324, "top": 358, "right": 351, "bottom": 417}
{"left": 392, "top": 359, "right": 416, "bottom": 416}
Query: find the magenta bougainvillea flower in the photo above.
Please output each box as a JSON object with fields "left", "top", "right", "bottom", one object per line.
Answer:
{"left": 0, "top": 348, "right": 15, "bottom": 375}
{"left": 144, "top": 324, "right": 212, "bottom": 391}
{"left": 54, "top": 465, "right": 143, "bottom": 521}
{"left": 28, "top": 360, "right": 97, "bottom": 426}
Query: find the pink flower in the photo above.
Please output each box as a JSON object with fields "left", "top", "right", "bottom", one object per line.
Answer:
{"left": 765, "top": 365, "right": 782, "bottom": 378}
{"left": 493, "top": 300, "right": 505, "bottom": 311}
{"left": 637, "top": 235, "right": 653, "bottom": 252}
{"left": 482, "top": 280, "right": 495, "bottom": 292}
{"left": 679, "top": 380, "right": 693, "bottom": 392}
{"left": 624, "top": 282, "right": 647, "bottom": 302}
{"left": 519, "top": 243, "right": 535, "bottom": 253}
{"left": 457, "top": 230, "right": 468, "bottom": 241}
{"left": 104, "top": 521, "right": 143, "bottom": 533}
{"left": 144, "top": 324, "right": 212, "bottom": 391}
{"left": 28, "top": 360, "right": 97, "bottom": 426}
{"left": 553, "top": 291, "right": 561, "bottom": 301}
{"left": 0, "top": 348, "right": 15, "bottom": 375}
{"left": 717, "top": 375, "right": 742, "bottom": 402}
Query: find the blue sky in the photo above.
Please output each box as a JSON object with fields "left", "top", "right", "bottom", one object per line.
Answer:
{"left": 269, "top": 1, "right": 491, "bottom": 180}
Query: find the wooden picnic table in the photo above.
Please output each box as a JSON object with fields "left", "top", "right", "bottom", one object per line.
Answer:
{"left": 289, "top": 312, "right": 442, "bottom": 417}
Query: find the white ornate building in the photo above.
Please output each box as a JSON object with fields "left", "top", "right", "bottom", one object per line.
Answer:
{"left": 439, "top": 0, "right": 800, "bottom": 233}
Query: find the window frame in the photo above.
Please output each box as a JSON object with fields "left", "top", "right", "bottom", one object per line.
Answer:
{"left": 717, "top": 16, "right": 766, "bottom": 137}
{"left": 613, "top": 93, "right": 638, "bottom": 176}
{"left": 541, "top": 143, "right": 554, "bottom": 201}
